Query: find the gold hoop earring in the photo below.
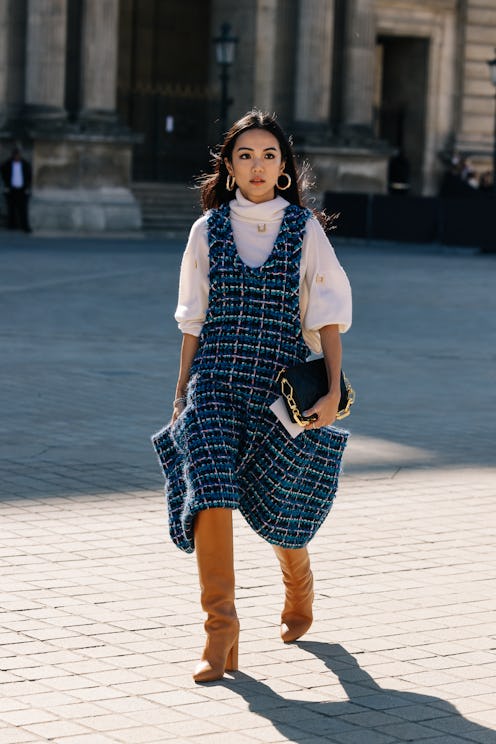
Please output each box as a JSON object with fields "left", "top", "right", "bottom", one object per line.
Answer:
{"left": 277, "top": 172, "right": 291, "bottom": 191}
{"left": 226, "top": 174, "right": 236, "bottom": 191}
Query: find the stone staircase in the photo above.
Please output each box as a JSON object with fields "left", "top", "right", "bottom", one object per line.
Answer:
{"left": 131, "top": 182, "right": 202, "bottom": 234}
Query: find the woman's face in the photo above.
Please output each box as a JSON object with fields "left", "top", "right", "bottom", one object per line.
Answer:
{"left": 225, "top": 128, "right": 285, "bottom": 204}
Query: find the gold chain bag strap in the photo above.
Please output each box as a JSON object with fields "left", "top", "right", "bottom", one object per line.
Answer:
{"left": 277, "top": 357, "right": 355, "bottom": 427}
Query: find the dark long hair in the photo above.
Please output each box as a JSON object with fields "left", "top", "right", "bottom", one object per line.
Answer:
{"left": 199, "top": 110, "right": 310, "bottom": 212}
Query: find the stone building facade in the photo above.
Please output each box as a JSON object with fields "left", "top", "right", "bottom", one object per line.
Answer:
{"left": 0, "top": 0, "right": 495, "bottom": 231}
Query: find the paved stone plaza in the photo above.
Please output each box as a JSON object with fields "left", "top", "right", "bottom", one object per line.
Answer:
{"left": 1, "top": 230, "right": 495, "bottom": 744}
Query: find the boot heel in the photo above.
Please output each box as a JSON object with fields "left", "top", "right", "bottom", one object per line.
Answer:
{"left": 225, "top": 637, "right": 239, "bottom": 672}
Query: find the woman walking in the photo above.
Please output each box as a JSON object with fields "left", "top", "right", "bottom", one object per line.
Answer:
{"left": 152, "top": 110, "right": 352, "bottom": 682}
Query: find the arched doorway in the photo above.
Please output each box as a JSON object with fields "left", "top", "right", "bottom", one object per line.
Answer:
{"left": 117, "top": 0, "right": 213, "bottom": 182}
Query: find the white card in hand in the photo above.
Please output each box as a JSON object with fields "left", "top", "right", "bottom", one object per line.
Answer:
{"left": 269, "top": 396, "right": 305, "bottom": 438}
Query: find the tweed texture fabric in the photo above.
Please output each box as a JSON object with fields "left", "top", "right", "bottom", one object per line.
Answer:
{"left": 152, "top": 202, "right": 348, "bottom": 553}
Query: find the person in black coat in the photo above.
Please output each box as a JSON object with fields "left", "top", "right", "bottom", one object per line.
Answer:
{"left": 387, "top": 148, "right": 411, "bottom": 196}
{"left": 1, "top": 147, "right": 32, "bottom": 232}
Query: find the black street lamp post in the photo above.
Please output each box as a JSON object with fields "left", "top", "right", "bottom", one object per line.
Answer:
{"left": 214, "top": 23, "right": 238, "bottom": 137}
{"left": 487, "top": 49, "right": 496, "bottom": 194}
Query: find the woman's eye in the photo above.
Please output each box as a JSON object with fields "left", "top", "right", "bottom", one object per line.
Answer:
{"left": 239, "top": 153, "right": 251, "bottom": 159}
{"left": 265, "top": 153, "right": 275, "bottom": 159}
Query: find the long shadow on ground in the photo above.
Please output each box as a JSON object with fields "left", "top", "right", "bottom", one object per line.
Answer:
{"left": 220, "top": 642, "right": 496, "bottom": 743}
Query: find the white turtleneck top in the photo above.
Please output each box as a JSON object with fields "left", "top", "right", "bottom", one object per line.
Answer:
{"left": 175, "top": 190, "right": 352, "bottom": 353}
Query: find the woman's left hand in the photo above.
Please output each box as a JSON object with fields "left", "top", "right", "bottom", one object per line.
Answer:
{"left": 303, "top": 391, "right": 341, "bottom": 430}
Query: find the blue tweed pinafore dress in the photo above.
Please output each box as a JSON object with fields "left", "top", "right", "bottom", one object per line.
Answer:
{"left": 152, "top": 202, "right": 348, "bottom": 553}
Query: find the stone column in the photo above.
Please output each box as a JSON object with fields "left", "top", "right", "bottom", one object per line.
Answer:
{"left": 342, "top": 0, "right": 376, "bottom": 133}
{"left": 24, "top": 0, "right": 68, "bottom": 120}
{"left": 253, "top": 0, "right": 278, "bottom": 112}
{"left": 294, "top": 0, "right": 334, "bottom": 124}
{"left": 80, "top": 0, "right": 120, "bottom": 121}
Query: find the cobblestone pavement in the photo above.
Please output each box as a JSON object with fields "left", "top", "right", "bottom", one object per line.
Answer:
{"left": 1, "top": 230, "right": 495, "bottom": 744}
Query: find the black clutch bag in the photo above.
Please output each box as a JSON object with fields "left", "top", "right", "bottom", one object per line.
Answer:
{"left": 277, "top": 358, "right": 355, "bottom": 426}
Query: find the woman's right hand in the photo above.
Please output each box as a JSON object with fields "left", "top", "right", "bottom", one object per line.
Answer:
{"left": 170, "top": 398, "right": 186, "bottom": 425}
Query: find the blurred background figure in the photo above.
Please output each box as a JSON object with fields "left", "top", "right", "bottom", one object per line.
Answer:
{"left": 1, "top": 147, "right": 32, "bottom": 232}
{"left": 439, "top": 153, "right": 479, "bottom": 197}
{"left": 387, "top": 148, "right": 411, "bottom": 195}
{"left": 459, "top": 156, "right": 479, "bottom": 189}
{"left": 478, "top": 170, "right": 493, "bottom": 193}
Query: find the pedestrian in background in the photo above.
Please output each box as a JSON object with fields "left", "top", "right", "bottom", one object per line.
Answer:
{"left": 152, "top": 110, "right": 352, "bottom": 683}
{"left": 1, "top": 147, "right": 32, "bottom": 232}
{"left": 387, "top": 147, "right": 411, "bottom": 195}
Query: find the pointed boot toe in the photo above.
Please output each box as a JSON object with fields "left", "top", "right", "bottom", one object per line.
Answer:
{"left": 193, "top": 634, "right": 239, "bottom": 682}
{"left": 281, "top": 616, "right": 313, "bottom": 643}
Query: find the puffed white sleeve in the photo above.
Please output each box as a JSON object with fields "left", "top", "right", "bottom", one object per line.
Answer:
{"left": 301, "top": 218, "right": 352, "bottom": 337}
{"left": 174, "top": 215, "right": 210, "bottom": 335}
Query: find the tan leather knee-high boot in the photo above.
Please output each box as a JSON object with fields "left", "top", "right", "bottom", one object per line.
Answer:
{"left": 273, "top": 546, "right": 313, "bottom": 643}
{"left": 193, "top": 508, "right": 239, "bottom": 682}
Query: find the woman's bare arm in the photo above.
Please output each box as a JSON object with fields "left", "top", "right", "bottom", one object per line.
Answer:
{"left": 171, "top": 333, "right": 199, "bottom": 423}
{"left": 303, "top": 324, "right": 342, "bottom": 428}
